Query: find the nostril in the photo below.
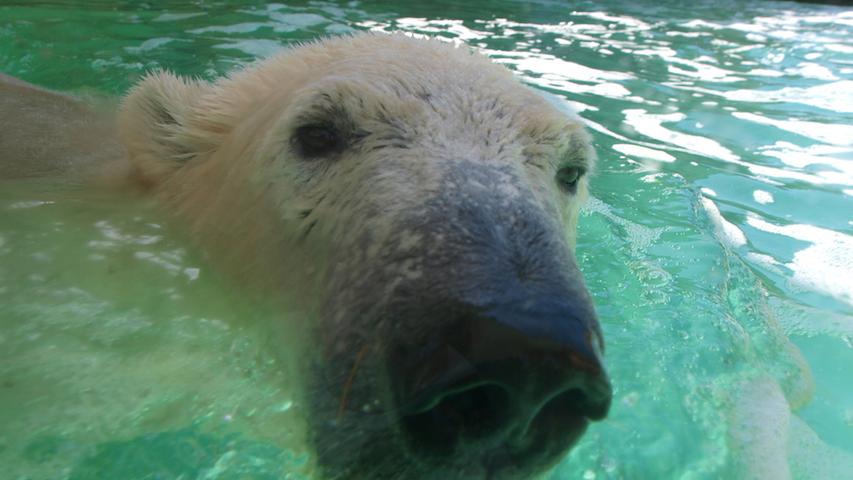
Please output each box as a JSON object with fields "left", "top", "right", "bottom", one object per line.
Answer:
{"left": 531, "top": 389, "right": 590, "bottom": 434}
{"left": 519, "top": 378, "right": 612, "bottom": 450}
{"left": 401, "top": 383, "right": 512, "bottom": 457}
{"left": 440, "top": 383, "right": 512, "bottom": 437}
{"left": 510, "top": 388, "right": 590, "bottom": 457}
{"left": 580, "top": 374, "right": 613, "bottom": 421}
{"left": 541, "top": 374, "right": 612, "bottom": 424}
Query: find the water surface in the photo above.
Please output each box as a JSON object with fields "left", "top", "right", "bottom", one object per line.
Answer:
{"left": 1, "top": 1, "right": 851, "bottom": 479}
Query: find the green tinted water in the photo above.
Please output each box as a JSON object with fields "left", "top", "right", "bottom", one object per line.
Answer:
{"left": 1, "top": 1, "right": 851, "bottom": 479}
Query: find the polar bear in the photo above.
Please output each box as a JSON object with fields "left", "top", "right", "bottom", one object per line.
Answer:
{"left": 1, "top": 34, "right": 611, "bottom": 479}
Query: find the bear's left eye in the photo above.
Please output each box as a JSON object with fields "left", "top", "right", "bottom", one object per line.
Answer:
{"left": 555, "top": 166, "right": 585, "bottom": 194}
{"left": 293, "top": 124, "right": 345, "bottom": 158}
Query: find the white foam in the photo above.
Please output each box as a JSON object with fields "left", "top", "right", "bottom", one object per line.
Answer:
{"left": 612, "top": 143, "right": 676, "bottom": 163}
{"left": 753, "top": 190, "right": 774, "bottom": 204}
{"left": 747, "top": 214, "right": 853, "bottom": 306}
{"left": 701, "top": 197, "right": 747, "bottom": 248}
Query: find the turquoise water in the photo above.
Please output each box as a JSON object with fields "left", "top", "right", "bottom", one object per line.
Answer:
{"left": 1, "top": 1, "right": 851, "bottom": 479}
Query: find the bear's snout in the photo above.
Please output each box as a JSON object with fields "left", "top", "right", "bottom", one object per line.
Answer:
{"left": 309, "top": 156, "right": 610, "bottom": 478}
{"left": 387, "top": 292, "right": 611, "bottom": 473}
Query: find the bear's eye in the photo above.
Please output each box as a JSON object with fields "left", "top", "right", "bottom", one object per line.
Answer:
{"left": 293, "top": 124, "right": 345, "bottom": 158}
{"left": 556, "top": 166, "right": 585, "bottom": 194}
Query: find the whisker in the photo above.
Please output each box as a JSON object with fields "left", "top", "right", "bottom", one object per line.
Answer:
{"left": 337, "top": 344, "right": 370, "bottom": 420}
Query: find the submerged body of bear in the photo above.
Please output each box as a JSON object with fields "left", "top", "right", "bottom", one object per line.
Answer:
{"left": 1, "top": 34, "right": 611, "bottom": 479}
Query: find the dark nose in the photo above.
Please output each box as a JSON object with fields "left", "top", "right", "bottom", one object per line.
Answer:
{"left": 390, "top": 299, "right": 611, "bottom": 463}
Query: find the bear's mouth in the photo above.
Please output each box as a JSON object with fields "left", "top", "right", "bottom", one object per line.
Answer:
{"left": 397, "top": 382, "right": 592, "bottom": 478}
{"left": 387, "top": 321, "right": 609, "bottom": 479}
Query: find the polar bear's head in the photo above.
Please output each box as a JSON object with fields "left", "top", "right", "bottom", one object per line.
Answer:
{"left": 120, "top": 33, "right": 611, "bottom": 479}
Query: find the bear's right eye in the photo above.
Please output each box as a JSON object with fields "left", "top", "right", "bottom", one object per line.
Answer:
{"left": 293, "top": 124, "right": 345, "bottom": 158}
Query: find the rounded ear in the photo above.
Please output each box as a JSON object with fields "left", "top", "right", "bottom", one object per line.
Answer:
{"left": 118, "top": 71, "right": 209, "bottom": 184}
